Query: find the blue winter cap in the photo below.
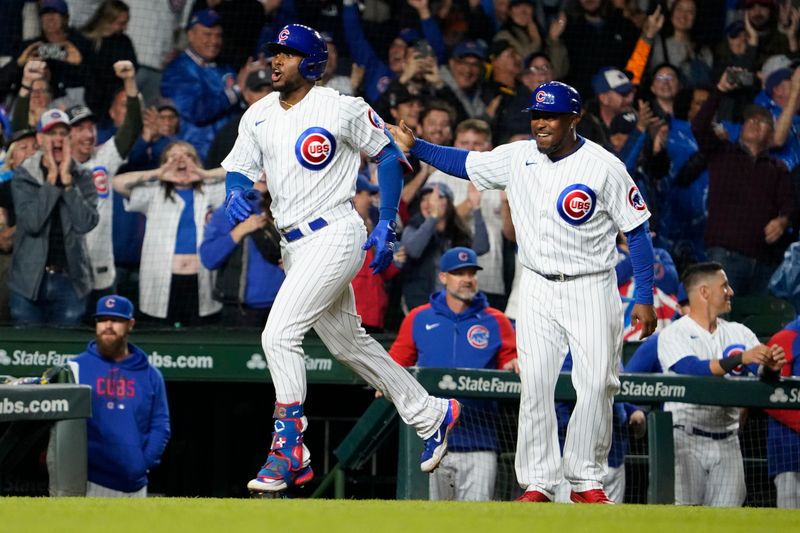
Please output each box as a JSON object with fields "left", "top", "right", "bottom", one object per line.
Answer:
{"left": 187, "top": 8, "right": 222, "bottom": 30}
{"left": 94, "top": 295, "right": 134, "bottom": 320}
{"left": 440, "top": 247, "right": 483, "bottom": 273}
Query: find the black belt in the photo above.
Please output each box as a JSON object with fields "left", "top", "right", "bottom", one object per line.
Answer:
{"left": 674, "top": 425, "right": 735, "bottom": 441}
{"left": 534, "top": 271, "right": 580, "bottom": 282}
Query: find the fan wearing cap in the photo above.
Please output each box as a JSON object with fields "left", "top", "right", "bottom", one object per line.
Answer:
{"left": 694, "top": 68, "right": 796, "bottom": 296}
{"left": 389, "top": 80, "right": 657, "bottom": 503}
{"left": 389, "top": 246, "right": 518, "bottom": 501}
{"left": 70, "top": 294, "right": 170, "bottom": 497}
{"left": 400, "top": 180, "right": 489, "bottom": 310}
{"left": 437, "top": 40, "right": 488, "bottom": 120}
{"left": 753, "top": 64, "right": 800, "bottom": 172}
{"left": 481, "top": 39, "right": 531, "bottom": 144}
{"left": 8, "top": 108, "right": 99, "bottom": 326}
{"left": 13, "top": 0, "right": 90, "bottom": 100}
{"left": 161, "top": 8, "right": 256, "bottom": 161}
{"left": 342, "top": 0, "right": 446, "bottom": 103}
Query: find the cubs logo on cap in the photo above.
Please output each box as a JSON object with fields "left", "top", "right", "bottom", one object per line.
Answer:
{"left": 367, "top": 108, "right": 384, "bottom": 129}
{"left": 628, "top": 186, "right": 647, "bottom": 212}
{"left": 723, "top": 344, "right": 746, "bottom": 376}
{"left": 557, "top": 184, "right": 596, "bottom": 226}
{"left": 295, "top": 127, "right": 336, "bottom": 170}
{"left": 94, "top": 295, "right": 134, "bottom": 320}
{"left": 93, "top": 167, "right": 109, "bottom": 199}
{"left": 467, "top": 325, "right": 490, "bottom": 349}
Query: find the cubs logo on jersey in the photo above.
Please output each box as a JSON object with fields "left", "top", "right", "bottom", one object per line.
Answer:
{"left": 556, "top": 184, "right": 596, "bottom": 226}
{"left": 467, "top": 325, "right": 490, "bottom": 349}
{"left": 723, "top": 344, "right": 747, "bottom": 375}
{"left": 367, "top": 108, "right": 384, "bottom": 129}
{"left": 93, "top": 166, "right": 109, "bottom": 199}
{"left": 628, "top": 186, "right": 647, "bottom": 211}
{"left": 295, "top": 127, "right": 337, "bottom": 170}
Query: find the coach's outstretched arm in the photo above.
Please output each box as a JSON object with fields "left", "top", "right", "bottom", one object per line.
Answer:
{"left": 625, "top": 220, "right": 658, "bottom": 338}
{"left": 388, "top": 121, "right": 471, "bottom": 180}
{"left": 362, "top": 130, "right": 410, "bottom": 274}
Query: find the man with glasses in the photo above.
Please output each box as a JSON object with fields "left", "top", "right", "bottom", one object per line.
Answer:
{"left": 520, "top": 52, "right": 555, "bottom": 92}
{"left": 441, "top": 40, "right": 488, "bottom": 120}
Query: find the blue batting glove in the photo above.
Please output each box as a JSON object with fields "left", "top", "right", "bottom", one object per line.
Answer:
{"left": 225, "top": 189, "right": 253, "bottom": 226}
{"left": 362, "top": 219, "right": 397, "bottom": 274}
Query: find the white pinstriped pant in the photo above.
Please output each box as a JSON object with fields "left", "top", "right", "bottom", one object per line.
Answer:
{"left": 261, "top": 209, "right": 447, "bottom": 438}
{"left": 515, "top": 267, "right": 622, "bottom": 496}
{"left": 86, "top": 481, "right": 147, "bottom": 498}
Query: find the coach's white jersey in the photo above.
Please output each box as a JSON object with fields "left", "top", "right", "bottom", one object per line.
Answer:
{"left": 222, "top": 86, "right": 389, "bottom": 230}
{"left": 466, "top": 137, "right": 649, "bottom": 275}
{"left": 658, "top": 315, "right": 760, "bottom": 433}
{"left": 79, "top": 140, "right": 125, "bottom": 290}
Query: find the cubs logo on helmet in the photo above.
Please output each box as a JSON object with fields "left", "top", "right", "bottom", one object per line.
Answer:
{"left": 535, "top": 90, "right": 554, "bottom": 105}
{"left": 367, "top": 108, "right": 384, "bottom": 129}
{"left": 93, "top": 166, "right": 109, "bottom": 199}
{"left": 295, "top": 127, "right": 337, "bottom": 170}
{"left": 556, "top": 184, "right": 596, "bottom": 226}
{"left": 628, "top": 186, "right": 647, "bottom": 211}
{"left": 278, "top": 27, "right": 290, "bottom": 43}
{"left": 723, "top": 344, "right": 747, "bottom": 375}
{"left": 467, "top": 325, "right": 490, "bottom": 349}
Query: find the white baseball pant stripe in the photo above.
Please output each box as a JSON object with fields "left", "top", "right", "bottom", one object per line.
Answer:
{"left": 429, "top": 451, "right": 497, "bottom": 501}
{"left": 515, "top": 267, "right": 622, "bottom": 496}
{"left": 86, "top": 481, "right": 147, "bottom": 498}
{"left": 775, "top": 472, "right": 800, "bottom": 508}
{"left": 673, "top": 429, "right": 745, "bottom": 506}
{"left": 261, "top": 210, "right": 446, "bottom": 438}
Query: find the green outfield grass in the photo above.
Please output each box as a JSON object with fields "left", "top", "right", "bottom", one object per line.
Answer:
{"left": 1, "top": 498, "right": 795, "bottom": 533}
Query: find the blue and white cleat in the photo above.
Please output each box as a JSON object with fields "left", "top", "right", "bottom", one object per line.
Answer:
{"left": 420, "top": 399, "right": 461, "bottom": 473}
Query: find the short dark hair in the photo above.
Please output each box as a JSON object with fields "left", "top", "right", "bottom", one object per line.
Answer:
{"left": 681, "top": 261, "right": 724, "bottom": 294}
{"left": 420, "top": 100, "right": 456, "bottom": 127}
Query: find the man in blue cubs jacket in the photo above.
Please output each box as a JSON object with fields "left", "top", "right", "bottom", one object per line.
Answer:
{"left": 390, "top": 246, "right": 518, "bottom": 501}
{"left": 70, "top": 295, "right": 170, "bottom": 497}
{"left": 160, "top": 9, "right": 242, "bottom": 162}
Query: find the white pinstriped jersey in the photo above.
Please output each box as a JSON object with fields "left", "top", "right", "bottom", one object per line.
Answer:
{"left": 658, "top": 316, "right": 760, "bottom": 433}
{"left": 79, "top": 140, "right": 125, "bottom": 290}
{"left": 221, "top": 86, "right": 389, "bottom": 230}
{"left": 465, "top": 137, "right": 650, "bottom": 276}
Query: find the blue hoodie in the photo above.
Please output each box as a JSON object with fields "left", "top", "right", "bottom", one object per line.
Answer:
{"left": 72, "top": 341, "right": 171, "bottom": 493}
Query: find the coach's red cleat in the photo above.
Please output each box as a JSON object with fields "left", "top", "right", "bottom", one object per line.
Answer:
{"left": 570, "top": 489, "right": 614, "bottom": 504}
{"left": 515, "top": 490, "right": 552, "bottom": 503}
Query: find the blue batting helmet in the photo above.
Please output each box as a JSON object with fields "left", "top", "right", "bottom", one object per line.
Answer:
{"left": 525, "top": 81, "right": 582, "bottom": 115}
{"left": 267, "top": 24, "right": 328, "bottom": 81}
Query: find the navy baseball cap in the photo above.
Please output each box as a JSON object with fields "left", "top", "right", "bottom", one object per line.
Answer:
{"left": 397, "top": 28, "right": 420, "bottom": 45}
{"left": 356, "top": 174, "right": 379, "bottom": 195}
{"left": 725, "top": 20, "right": 745, "bottom": 38}
{"left": 592, "top": 67, "right": 634, "bottom": 95}
{"left": 94, "top": 295, "right": 134, "bottom": 320}
{"left": 766, "top": 67, "right": 792, "bottom": 95}
{"left": 40, "top": 0, "right": 68, "bottom": 16}
{"left": 452, "top": 40, "right": 487, "bottom": 61}
{"left": 440, "top": 247, "right": 483, "bottom": 273}
{"left": 187, "top": 8, "right": 221, "bottom": 30}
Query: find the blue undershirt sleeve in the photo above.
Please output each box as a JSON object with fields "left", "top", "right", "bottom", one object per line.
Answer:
{"left": 410, "top": 139, "right": 470, "bottom": 179}
{"left": 670, "top": 356, "right": 713, "bottom": 376}
{"left": 375, "top": 130, "right": 409, "bottom": 221}
{"left": 225, "top": 171, "right": 253, "bottom": 197}
{"left": 625, "top": 221, "right": 655, "bottom": 305}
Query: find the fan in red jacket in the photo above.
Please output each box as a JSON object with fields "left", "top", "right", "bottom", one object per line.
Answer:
{"left": 389, "top": 246, "right": 517, "bottom": 501}
{"left": 766, "top": 316, "right": 800, "bottom": 508}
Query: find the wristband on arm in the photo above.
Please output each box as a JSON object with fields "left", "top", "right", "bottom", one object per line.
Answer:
{"left": 718, "top": 354, "right": 743, "bottom": 374}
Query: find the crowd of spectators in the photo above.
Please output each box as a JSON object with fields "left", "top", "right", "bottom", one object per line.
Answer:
{"left": 0, "top": 0, "right": 799, "bottom": 331}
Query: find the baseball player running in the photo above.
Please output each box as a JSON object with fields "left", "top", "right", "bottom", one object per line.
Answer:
{"left": 389, "top": 81, "right": 658, "bottom": 504}
{"left": 221, "top": 24, "right": 458, "bottom": 494}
